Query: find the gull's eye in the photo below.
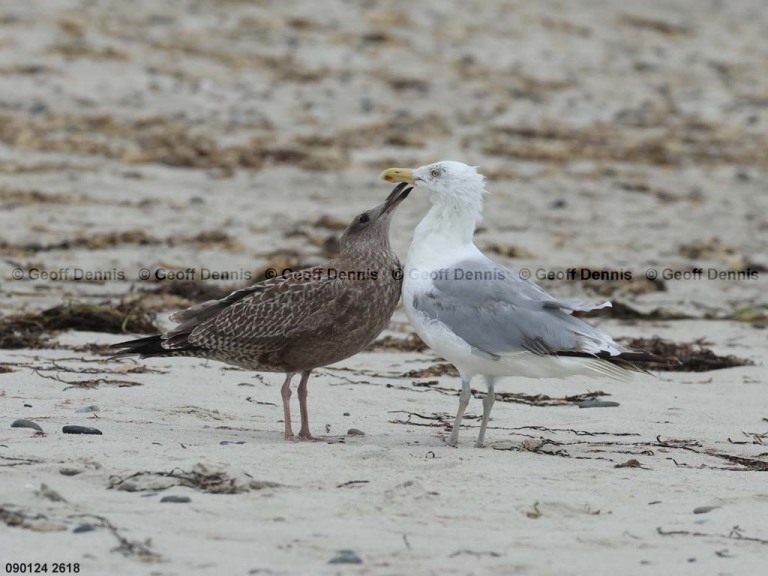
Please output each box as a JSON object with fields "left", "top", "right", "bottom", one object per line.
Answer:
{"left": 430, "top": 169, "right": 439, "bottom": 178}
{"left": 359, "top": 213, "right": 370, "bottom": 224}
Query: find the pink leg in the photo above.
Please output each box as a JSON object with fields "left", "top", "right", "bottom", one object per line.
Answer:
{"left": 281, "top": 373, "right": 295, "bottom": 440}
{"left": 297, "top": 370, "right": 315, "bottom": 440}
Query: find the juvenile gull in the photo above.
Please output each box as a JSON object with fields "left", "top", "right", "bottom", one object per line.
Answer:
{"left": 111, "top": 183, "right": 412, "bottom": 441}
{"left": 381, "top": 161, "right": 673, "bottom": 447}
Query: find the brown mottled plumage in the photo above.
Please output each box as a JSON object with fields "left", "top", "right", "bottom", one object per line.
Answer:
{"left": 111, "top": 183, "right": 412, "bottom": 440}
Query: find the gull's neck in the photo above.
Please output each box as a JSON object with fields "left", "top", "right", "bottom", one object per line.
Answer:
{"left": 408, "top": 194, "right": 482, "bottom": 265}
{"left": 341, "top": 227, "right": 396, "bottom": 267}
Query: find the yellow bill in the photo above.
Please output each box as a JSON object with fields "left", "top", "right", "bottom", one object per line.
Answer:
{"left": 379, "top": 167, "right": 417, "bottom": 183}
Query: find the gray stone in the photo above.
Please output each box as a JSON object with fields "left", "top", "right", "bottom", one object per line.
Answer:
{"left": 578, "top": 400, "right": 620, "bottom": 409}
{"left": 62, "top": 425, "right": 102, "bottom": 435}
{"left": 328, "top": 550, "right": 363, "bottom": 565}
{"left": 693, "top": 505, "right": 720, "bottom": 514}
{"left": 160, "top": 495, "right": 191, "bottom": 503}
{"left": 11, "top": 419, "right": 43, "bottom": 432}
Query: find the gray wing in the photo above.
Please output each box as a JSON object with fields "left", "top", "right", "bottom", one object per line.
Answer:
{"left": 413, "top": 257, "right": 619, "bottom": 359}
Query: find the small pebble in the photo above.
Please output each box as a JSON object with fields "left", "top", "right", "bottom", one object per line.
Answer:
{"left": 160, "top": 495, "right": 191, "bottom": 503}
{"left": 578, "top": 400, "right": 620, "bottom": 409}
{"left": 328, "top": 550, "right": 363, "bottom": 565}
{"left": 24, "top": 403, "right": 32, "bottom": 408}
{"left": 30, "top": 102, "right": 48, "bottom": 115}
{"left": 11, "top": 419, "right": 43, "bottom": 432}
{"left": 73, "top": 524, "right": 96, "bottom": 534}
{"left": 117, "top": 482, "right": 140, "bottom": 492}
{"left": 359, "top": 96, "right": 374, "bottom": 114}
{"left": 63, "top": 425, "right": 102, "bottom": 435}
{"left": 147, "top": 14, "right": 174, "bottom": 26}
{"left": 76, "top": 405, "right": 99, "bottom": 414}
{"left": 693, "top": 505, "right": 720, "bottom": 514}
{"left": 521, "top": 438, "right": 546, "bottom": 452}
{"left": 220, "top": 440, "right": 246, "bottom": 445}
{"left": 347, "top": 428, "right": 365, "bottom": 436}
{"left": 59, "top": 468, "right": 82, "bottom": 476}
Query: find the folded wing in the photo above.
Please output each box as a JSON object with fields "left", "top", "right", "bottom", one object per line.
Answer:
{"left": 413, "top": 257, "right": 625, "bottom": 360}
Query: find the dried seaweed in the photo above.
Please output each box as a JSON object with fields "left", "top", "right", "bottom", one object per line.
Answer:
{"left": 657, "top": 526, "right": 768, "bottom": 544}
{"left": 0, "top": 302, "right": 156, "bottom": 349}
{"left": 0, "top": 228, "right": 241, "bottom": 254}
{"left": 0, "top": 113, "right": 346, "bottom": 175}
{"left": 622, "top": 337, "right": 753, "bottom": 372}
{"left": 144, "top": 279, "right": 236, "bottom": 303}
{"left": 484, "top": 243, "right": 535, "bottom": 259}
{"left": 615, "top": 180, "right": 700, "bottom": 203}
{"left": 580, "top": 301, "right": 693, "bottom": 321}
{"left": 0, "top": 505, "right": 64, "bottom": 532}
{"left": 497, "top": 390, "right": 608, "bottom": 406}
{"left": 390, "top": 383, "right": 609, "bottom": 407}
{"left": 0, "top": 455, "right": 44, "bottom": 467}
{"left": 678, "top": 237, "right": 737, "bottom": 259}
{"left": 370, "top": 333, "right": 428, "bottom": 353}
{"left": 580, "top": 274, "right": 666, "bottom": 298}
{"left": 312, "top": 214, "right": 349, "bottom": 231}
{"left": 70, "top": 513, "right": 161, "bottom": 560}
{"left": 46, "top": 40, "right": 128, "bottom": 60}
{"left": 402, "top": 364, "right": 458, "bottom": 378}
{"left": 108, "top": 464, "right": 283, "bottom": 494}
{"left": 2, "top": 503, "right": 159, "bottom": 558}
{"left": 34, "top": 369, "right": 142, "bottom": 389}
{"left": 619, "top": 14, "right": 692, "bottom": 36}
{"left": 727, "top": 307, "right": 768, "bottom": 324}
{"left": 474, "top": 120, "right": 768, "bottom": 167}
{"left": 0, "top": 185, "right": 89, "bottom": 208}
{"left": 253, "top": 250, "right": 310, "bottom": 282}
{"left": 653, "top": 436, "right": 768, "bottom": 471}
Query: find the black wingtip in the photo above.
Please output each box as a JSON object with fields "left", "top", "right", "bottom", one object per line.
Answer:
{"left": 614, "top": 352, "right": 681, "bottom": 365}
{"left": 109, "top": 334, "right": 166, "bottom": 358}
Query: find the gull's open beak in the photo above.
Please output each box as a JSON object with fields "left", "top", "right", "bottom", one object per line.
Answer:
{"left": 382, "top": 182, "right": 412, "bottom": 214}
{"left": 379, "top": 167, "right": 418, "bottom": 184}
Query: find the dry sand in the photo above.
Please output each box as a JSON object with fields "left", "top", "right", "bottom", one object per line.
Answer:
{"left": 1, "top": 0, "right": 768, "bottom": 574}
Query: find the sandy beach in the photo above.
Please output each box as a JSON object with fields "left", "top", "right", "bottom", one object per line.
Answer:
{"left": 1, "top": 0, "right": 767, "bottom": 574}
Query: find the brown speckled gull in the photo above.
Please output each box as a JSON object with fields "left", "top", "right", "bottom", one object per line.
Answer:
{"left": 111, "top": 183, "right": 412, "bottom": 441}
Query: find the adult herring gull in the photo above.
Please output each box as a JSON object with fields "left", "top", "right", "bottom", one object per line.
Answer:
{"left": 381, "top": 161, "right": 672, "bottom": 447}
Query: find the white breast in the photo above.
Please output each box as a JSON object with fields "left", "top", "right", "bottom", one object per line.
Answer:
{"left": 403, "top": 234, "right": 483, "bottom": 376}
